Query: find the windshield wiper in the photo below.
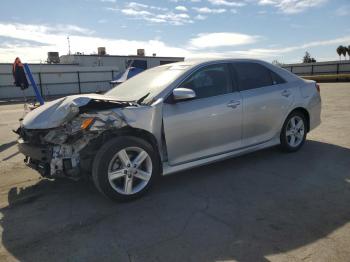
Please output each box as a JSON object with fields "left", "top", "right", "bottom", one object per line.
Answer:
{"left": 137, "top": 93, "right": 150, "bottom": 105}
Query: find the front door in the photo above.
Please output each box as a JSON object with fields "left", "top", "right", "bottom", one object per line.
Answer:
{"left": 163, "top": 63, "right": 243, "bottom": 166}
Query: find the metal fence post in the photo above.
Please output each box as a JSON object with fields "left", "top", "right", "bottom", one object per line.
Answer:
{"left": 77, "top": 71, "right": 81, "bottom": 94}
{"left": 111, "top": 70, "right": 114, "bottom": 79}
{"left": 38, "top": 72, "right": 43, "bottom": 96}
{"left": 336, "top": 63, "right": 339, "bottom": 75}
{"left": 290, "top": 66, "right": 293, "bottom": 73}
{"left": 311, "top": 65, "right": 314, "bottom": 75}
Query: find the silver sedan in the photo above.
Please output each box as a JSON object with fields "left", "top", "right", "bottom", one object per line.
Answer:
{"left": 17, "top": 59, "right": 321, "bottom": 201}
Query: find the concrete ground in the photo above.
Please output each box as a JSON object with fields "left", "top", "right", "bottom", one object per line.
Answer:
{"left": 0, "top": 83, "right": 349, "bottom": 262}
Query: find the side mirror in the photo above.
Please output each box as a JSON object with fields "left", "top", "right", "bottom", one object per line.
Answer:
{"left": 172, "top": 88, "right": 196, "bottom": 101}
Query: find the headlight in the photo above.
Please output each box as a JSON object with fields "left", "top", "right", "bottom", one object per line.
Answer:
{"left": 44, "top": 130, "right": 68, "bottom": 144}
{"left": 68, "top": 117, "right": 94, "bottom": 133}
{"left": 43, "top": 117, "right": 94, "bottom": 145}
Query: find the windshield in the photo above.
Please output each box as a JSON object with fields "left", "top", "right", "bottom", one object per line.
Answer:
{"left": 106, "top": 65, "right": 188, "bottom": 103}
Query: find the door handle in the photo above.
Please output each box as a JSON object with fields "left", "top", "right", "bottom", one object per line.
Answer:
{"left": 227, "top": 100, "right": 241, "bottom": 108}
{"left": 281, "top": 90, "right": 291, "bottom": 97}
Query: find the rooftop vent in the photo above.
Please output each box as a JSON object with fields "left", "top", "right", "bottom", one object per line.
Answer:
{"left": 137, "top": 49, "right": 145, "bottom": 56}
{"left": 47, "top": 52, "right": 60, "bottom": 64}
{"left": 98, "top": 47, "right": 106, "bottom": 55}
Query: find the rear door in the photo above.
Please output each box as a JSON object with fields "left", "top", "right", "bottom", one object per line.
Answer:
{"left": 163, "top": 63, "right": 242, "bottom": 165}
{"left": 232, "top": 62, "right": 293, "bottom": 147}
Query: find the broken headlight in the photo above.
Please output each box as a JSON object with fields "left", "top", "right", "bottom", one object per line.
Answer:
{"left": 44, "top": 129, "right": 68, "bottom": 144}
{"left": 67, "top": 117, "right": 94, "bottom": 133}
{"left": 43, "top": 117, "right": 94, "bottom": 145}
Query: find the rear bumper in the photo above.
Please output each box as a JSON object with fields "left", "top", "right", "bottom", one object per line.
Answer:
{"left": 308, "top": 94, "right": 322, "bottom": 131}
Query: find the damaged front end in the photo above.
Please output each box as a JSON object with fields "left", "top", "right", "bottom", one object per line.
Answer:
{"left": 17, "top": 94, "right": 133, "bottom": 180}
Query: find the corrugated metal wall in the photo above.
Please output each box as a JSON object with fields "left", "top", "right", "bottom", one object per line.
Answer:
{"left": 0, "top": 64, "right": 119, "bottom": 100}
{"left": 282, "top": 61, "right": 350, "bottom": 76}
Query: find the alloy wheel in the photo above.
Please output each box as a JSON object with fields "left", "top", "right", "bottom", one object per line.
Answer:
{"left": 286, "top": 116, "right": 305, "bottom": 148}
{"left": 107, "top": 147, "right": 153, "bottom": 195}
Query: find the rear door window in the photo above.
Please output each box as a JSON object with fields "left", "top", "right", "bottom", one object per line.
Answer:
{"left": 270, "top": 70, "right": 286, "bottom": 85}
{"left": 233, "top": 62, "right": 273, "bottom": 91}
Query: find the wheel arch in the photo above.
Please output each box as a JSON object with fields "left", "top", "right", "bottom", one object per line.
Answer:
{"left": 100, "top": 127, "right": 163, "bottom": 171}
{"left": 286, "top": 107, "right": 310, "bottom": 132}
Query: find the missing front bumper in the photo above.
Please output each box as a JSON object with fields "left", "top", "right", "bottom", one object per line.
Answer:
{"left": 18, "top": 139, "right": 50, "bottom": 162}
{"left": 18, "top": 140, "right": 80, "bottom": 179}
{"left": 24, "top": 156, "right": 51, "bottom": 177}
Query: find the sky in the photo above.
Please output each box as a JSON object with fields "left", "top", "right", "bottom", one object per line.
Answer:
{"left": 0, "top": 0, "right": 349, "bottom": 63}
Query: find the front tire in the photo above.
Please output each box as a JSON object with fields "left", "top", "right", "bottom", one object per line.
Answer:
{"left": 92, "top": 136, "right": 160, "bottom": 201}
{"left": 280, "top": 111, "right": 307, "bottom": 152}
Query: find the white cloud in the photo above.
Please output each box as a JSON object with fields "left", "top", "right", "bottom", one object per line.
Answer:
{"left": 170, "top": 0, "right": 201, "bottom": 2}
{"left": 127, "top": 2, "right": 149, "bottom": 9}
{"left": 335, "top": 5, "right": 350, "bottom": 16}
{"left": 0, "top": 23, "right": 95, "bottom": 39}
{"left": 175, "top": 5, "right": 188, "bottom": 11}
{"left": 194, "top": 14, "right": 207, "bottom": 20}
{"left": 105, "top": 7, "right": 118, "bottom": 11}
{"left": 121, "top": 9, "right": 152, "bottom": 16}
{"left": 193, "top": 7, "right": 226, "bottom": 13}
{"left": 208, "top": 0, "right": 246, "bottom": 7}
{"left": 112, "top": 2, "right": 190, "bottom": 25}
{"left": 189, "top": 32, "right": 259, "bottom": 49}
{"left": 126, "top": 2, "right": 168, "bottom": 11}
{"left": 149, "top": 6, "right": 168, "bottom": 11}
{"left": 0, "top": 23, "right": 349, "bottom": 63}
{"left": 0, "top": 23, "right": 208, "bottom": 62}
{"left": 257, "top": 0, "right": 327, "bottom": 14}
{"left": 232, "top": 36, "right": 350, "bottom": 57}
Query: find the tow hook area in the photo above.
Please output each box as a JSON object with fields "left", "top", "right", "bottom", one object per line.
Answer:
{"left": 24, "top": 156, "right": 50, "bottom": 177}
{"left": 24, "top": 155, "right": 80, "bottom": 180}
{"left": 50, "top": 145, "right": 81, "bottom": 179}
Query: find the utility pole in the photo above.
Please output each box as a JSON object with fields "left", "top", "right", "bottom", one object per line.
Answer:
{"left": 67, "top": 36, "right": 71, "bottom": 55}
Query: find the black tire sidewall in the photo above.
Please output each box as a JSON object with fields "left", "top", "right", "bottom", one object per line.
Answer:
{"left": 280, "top": 111, "right": 307, "bottom": 152}
{"left": 92, "top": 136, "right": 160, "bottom": 201}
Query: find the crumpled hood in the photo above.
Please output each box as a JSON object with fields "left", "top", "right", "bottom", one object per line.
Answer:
{"left": 22, "top": 94, "right": 125, "bottom": 129}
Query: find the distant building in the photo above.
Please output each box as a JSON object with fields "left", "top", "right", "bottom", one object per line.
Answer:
{"left": 59, "top": 53, "right": 184, "bottom": 71}
{"left": 0, "top": 49, "right": 185, "bottom": 100}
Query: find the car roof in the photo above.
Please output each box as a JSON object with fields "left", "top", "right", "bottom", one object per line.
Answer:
{"left": 159, "top": 58, "right": 300, "bottom": 84}
{"left": 170, "top": 58, "right": 269, "bottom": 67}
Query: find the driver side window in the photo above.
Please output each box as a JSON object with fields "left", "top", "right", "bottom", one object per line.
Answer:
{"left": 182, "top": 64, "right": 232, "bottom": 99}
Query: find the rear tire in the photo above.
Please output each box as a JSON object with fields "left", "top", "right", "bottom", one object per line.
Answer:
{"left": 280, "top": 111, "right": 307, "bottom": 152}
{"left": 92, "top": 136, "right": 160, "bottom": 201}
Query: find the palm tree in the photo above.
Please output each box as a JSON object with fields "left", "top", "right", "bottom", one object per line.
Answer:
{"left": 347, "top": 46, "right": 350, "bottom": 60}
{"left": 336, "top": 45, "right": 343, "bottom": 61}
{"left": 341, "top": 46, "right": 347, "bottom": 60}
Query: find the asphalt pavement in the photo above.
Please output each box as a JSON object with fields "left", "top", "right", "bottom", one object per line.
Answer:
{"left": 0, "top": 83, "right": 349, "bottom": 262}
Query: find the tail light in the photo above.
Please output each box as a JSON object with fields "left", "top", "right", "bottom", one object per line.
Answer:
{"left": 315, "top": 83, "right": 320, "bottom": 93}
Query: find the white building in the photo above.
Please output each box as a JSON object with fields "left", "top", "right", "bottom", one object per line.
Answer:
{"left": 0, "top": 51, "right": 184, "bottom": 100}
{"left": 59, "top": 53, "right": 184, "bottom": 71}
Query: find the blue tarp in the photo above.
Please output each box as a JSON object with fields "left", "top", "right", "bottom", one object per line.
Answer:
{"left": 111, "top": 67, "right": 144, "bottom": 84}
